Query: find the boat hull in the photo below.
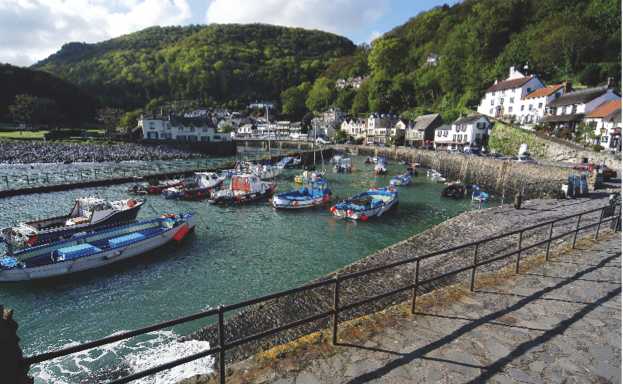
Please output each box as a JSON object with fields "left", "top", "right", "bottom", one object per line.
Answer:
{"left": 0, "top": 217, "right": 195, "bottom": 282}
{"left": 272, "top": 193, "right": 330, "bottom": 209}
{"left": 31, "top": 202, "right": 144, "bottom": 246}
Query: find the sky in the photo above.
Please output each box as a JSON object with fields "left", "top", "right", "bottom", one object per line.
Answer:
{"left": 0, "top": 0, "right": 458, "bottom": 67}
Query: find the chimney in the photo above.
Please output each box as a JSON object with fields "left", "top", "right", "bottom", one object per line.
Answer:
{"left": 607, "top": 77, "right": 614, "bottom": 88}
{"left": 509, "top": 66, "right": 515, "bottom": 78}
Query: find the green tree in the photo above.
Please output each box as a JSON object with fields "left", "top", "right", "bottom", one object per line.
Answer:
{"left": 305, "top": 77, "right": 335, "bottom": 112}
{"left": 118, "top": 109, "right": 142, "bottom": 134}
{"left": 351, "top": 81, "right": 369, "bottom": 115}
{"left": 280, "top": 82, "right": 310, "bottom": 119}
{"left": 335, "top": 88, "right": 356, "bottom": 112}
{"left": 8, "top": 94, "right": 62, "bottom": 127}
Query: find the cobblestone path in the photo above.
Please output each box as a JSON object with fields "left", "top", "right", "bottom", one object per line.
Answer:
{"left": 270, "top": 234, "right": 621, "bottom": 384}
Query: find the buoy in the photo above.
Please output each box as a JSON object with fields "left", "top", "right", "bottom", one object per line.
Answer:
{"left": 360, "top": 214, "right": 369, "bottom": 221}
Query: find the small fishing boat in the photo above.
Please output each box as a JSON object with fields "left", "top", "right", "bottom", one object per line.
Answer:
{"left": 471, "top": 185, "right": 490, "bottom": 203}
{"left": 161, "top": 172, "right": 225, "bottom": 201}
{"left": 441, "top": 182, "right": 466, "bottom": 198}
{"left": 330, "top": 187, "right": 398, "bottom": 221}
{"left": 276, "top": 156, "right": 302, "bottom": 168}
{"left": 294, "top": 170, "right": 324, "bottom": 184}
{"left": 334, "top": 157, "right": 353, "bottom": 173}
{"left": 272, "top": 178, "right": 331, "bottom": 209}
{"left": 127, "top": 184, "right": 149, "bottom": 195}
{"left": 390, "top": 173, "right": 412, "bottom": 187}
{"left": 0, "top": 213, "right": 195, "bottom": 282}
{"left": 374, "top": 158, "right": 388, "bottom": 175}
{"left": 146, "top": 179, "right": 184, "bottom": 195}
{"left": 0, "top": 197, "right": 143, "bottom": 247}
{"left": 426, "top": 169, "right": 446, "bottom": 183}
{"left": 248, "top": 163, "right": 284, "bottom": 180}
{"left": 209, "top": 174, "right": 276, "bottom": 204}
{"left": 406, "top": 163, "right": 420, "bottom": 176}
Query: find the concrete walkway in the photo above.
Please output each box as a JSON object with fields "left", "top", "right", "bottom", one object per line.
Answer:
{"left": 266, "top": 234, "right": 621, "bottom": 384}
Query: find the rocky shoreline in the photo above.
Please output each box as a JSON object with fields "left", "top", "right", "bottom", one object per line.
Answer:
{"left": 185, "top": 195, "right": 612, "bottom": 365}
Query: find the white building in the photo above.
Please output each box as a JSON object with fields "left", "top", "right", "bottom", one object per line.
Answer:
{"left": 434, "top": 115, "right": 491, "bottom": 151}
{"left": 518, "top": 83, "right": 566, "bottom": 126}
{"left": 477, "top": 66, "right": 545, "bottom": 121}
{"left": 365, "top": 113, "right": 399, "bottom": 145}
{"left": 340, "top": 118, "right": 367, "bottom": 139}
{"left": 584, "top": 99, "right": 621, "bottom": 151}
{"left": 139, "top": 115, "right": 230, "bottom": 142}
{"left": 236, "top": 123, "right": 256, "bottom": 138}
{"left": 542, "top": 81, "right": 620, "bottom": 134}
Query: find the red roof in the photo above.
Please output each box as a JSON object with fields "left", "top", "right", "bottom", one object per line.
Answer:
{"left": 586, "top": 99, "right": 621, "bottom": 118}
{"left": 486, "top": 76, "right": 533, "bottom": 93}
{"left": 524, "top": 84, "right": 563, "bottom": 99}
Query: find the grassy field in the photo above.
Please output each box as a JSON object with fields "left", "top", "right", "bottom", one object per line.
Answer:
{"left": 0, "top": 130, "right": 49, "bottom": 139}
{"left": 489, "top": 122, "right": 548, "bottom": 157}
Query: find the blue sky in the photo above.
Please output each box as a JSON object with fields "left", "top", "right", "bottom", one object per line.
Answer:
{"left": 0, "top": 0, "right": 459, "bottom": 66}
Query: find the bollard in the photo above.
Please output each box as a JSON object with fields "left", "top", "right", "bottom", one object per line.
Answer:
{"left": 513, "top": 192, "right": 522, "bottom": 209}
{"left": 0, "top": 306, "right": 33, "bottom": 384}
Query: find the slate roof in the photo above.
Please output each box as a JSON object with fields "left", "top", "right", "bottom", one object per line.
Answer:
{"left": 547, "top": 86, "right": 610, "bottom": 108}
{"left": 586, "top": 100, "right": 621, "bottom": 119}
{"left": 486, "top": 76, "right": 534, "bottom": 93}
{"left": 454, "top": 114, "right": 487, "bottom": 125}
{"left": 436, "top": 124, "right": 452, "bottom": 131}
{"left": 541, "top": 113, "right": 585, "bottom": 123}
{"left": 524, "top": 84, "right": 563, "bottom": 99}
{"left": 413, "top": 113, "right": 441, "bottom": 131}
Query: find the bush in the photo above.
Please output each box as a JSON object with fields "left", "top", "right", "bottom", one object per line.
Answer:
{"left": 592, "top": 144, "right": 603, "bottom": 152}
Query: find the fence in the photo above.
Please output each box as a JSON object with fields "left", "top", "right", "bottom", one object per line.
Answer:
{"left": 23, "top": 202, "right": 621, "bottom": 383}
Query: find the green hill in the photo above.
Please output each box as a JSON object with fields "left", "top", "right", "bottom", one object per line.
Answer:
{"left": 322, "top": 0, "right": 621, "bottom": 119}
{"left": 0, "top": 64, "right": 97, "bottom": 125}
{"left": 33, "top": 24, "right": 356, "bottom": 109}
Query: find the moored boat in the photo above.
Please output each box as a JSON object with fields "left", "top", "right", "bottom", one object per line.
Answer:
{"left": 374, "top": 158, "right": 388, "bottom": 175}
{"left": 161, "top": 172, "right": 225, "bottom": 200}
{"left": 209, "top": 174, "right": 276, "bottom": 204}
{"left": 426, "top": 169, "right": 446, "bottom": 183}
{"left": 0, "top": 197, "right": 143, "bottom": 247}
{"left": 471, "top": 185, "right": 490, "bottom": 203}
{"left": 334, "top": 157, "right": 353, "bottom": 173}
{"left": 441, "top": 182, "right": 466, "bottom": 198}
{"left": 390, "top": 173, "right": 412, "bottom": 186}
{"left": 146, "top": 179, "right": 184, "bottom": 195}
{"left": 330, "top": 187, "right": 398, "bottom": 221}
{"left": 294, "top": 170, "right": 324, "bottom": 184}
{"left": 0, "top": 213, "right": 195, "bottom": 282}
{"left": 272, "top": 178, "right": 331, "bottom": 209}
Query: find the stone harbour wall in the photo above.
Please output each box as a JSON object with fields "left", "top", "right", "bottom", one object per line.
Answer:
{"left": 340, "top": 145, "right": 574, "bottom": 200}
{"left": 186, "top": 196, "right": 613, "bottom": 365}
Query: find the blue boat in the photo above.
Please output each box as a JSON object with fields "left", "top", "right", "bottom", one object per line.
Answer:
{"left": 330, "top": 187, "right": 398, "bottom": 221}
{"left": 471, "top": 185, "right": 490, "bottom": 203}
{"left": 272, "top": 179, "right": 331, "bottom": 209}
{"left": 390, "top": 173, "right": 412, "bottom": 186}
{"left": 0, "top": 213, "right": 195, "bottom": 282}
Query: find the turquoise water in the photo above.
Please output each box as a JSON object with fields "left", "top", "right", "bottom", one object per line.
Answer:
{"left": 0, "top": 155, "right": 492, "bottom": 383}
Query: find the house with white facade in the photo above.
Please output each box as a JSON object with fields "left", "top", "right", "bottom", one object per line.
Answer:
{"left": 340, "top": 118, "right": 367, "bottom": 140}
{"left": 139, "top": 115, "right": 230, "bottom": 142}
{"left": 236, "top": 123, "right": 256, "bottom": 137}
{"left": 365, "top": 113, "right": 399, "bottom": 145}
{"left": 518, "top": 83, "right": 566, "bottom": 126}
{"left": 434, "top": 115, "right": 491, "bottom": 152}
{"left": 584, "top": 99, "right": 621, "bottom": 151}
{"left": 541, "top": 80, "right": 620, "bottom": 134}
{"left": 405, "top": 113, "right": 443, "bottom": 147}
{"left": 477, "top": 66, "right": 545, "bottom": 121}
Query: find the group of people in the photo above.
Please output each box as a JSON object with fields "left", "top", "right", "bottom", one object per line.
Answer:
{"left": 0, "top": 141, "right": 204, "bottom": 164}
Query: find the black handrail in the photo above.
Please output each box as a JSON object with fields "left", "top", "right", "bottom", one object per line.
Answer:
{"left": 22, "top": 202, "right": 620, "bottom": 384}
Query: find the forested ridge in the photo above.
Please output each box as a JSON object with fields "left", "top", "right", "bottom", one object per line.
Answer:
{"left": 8, "top": 0, "right": 622, "bottom": 126}
{"left": 32, "top": 23, "right": 356, "bottom": 110}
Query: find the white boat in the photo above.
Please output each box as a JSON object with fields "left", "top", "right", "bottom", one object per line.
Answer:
{"left": 237, "top": 162, "right": 284, "bottom": 180}
{"left": 0, "top": 213, "right": 195, "bottom": 282}
{"left": 330, "top": 187, "right": 398, "bottom": 221}
{"left": 0, "top": 197, "right": 143, "bottom": 248}
{"left": 334, "top": 158, "right": 352, "bottom": 173}
{"left": 209, "top": 174, "right": 276, "bottom": 204}
{"left": 426, "top": 169, "right": 446, "bottom": 183}
{"left": 374, "top": 158, "right": 388, "bottom": 175}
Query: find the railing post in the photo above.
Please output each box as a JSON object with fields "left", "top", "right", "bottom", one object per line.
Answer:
{"left": 515, "top": 231, "right": 523, "bottom": 274}
{"left": 594, "top": 207, "right": 605, "bottom": 240}
{"left": 410, "top": 259, "right": 420, "bottom": 314}
{"left": 332, "top": 275, "right": 340, "bottom": 345}
{"left": 3, "top": 175, "right": 9, "bottom": 190}
{"left": 217, "top": 305, "right": 226, "bottom": 384}
{"left": 470, "top": 243, "right": 479, "bottom": 291}
{"left": 572, "top": 214, "right": 582, "bottom": 248}
{"left": 545, "top": 221, "right": 554, "bottom": 261}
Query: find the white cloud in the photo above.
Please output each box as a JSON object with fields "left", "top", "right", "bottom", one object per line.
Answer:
{"left": 205, "top": 0, "right": 388, "bottom": 37}
{"left": 0, "top": 0, "right": 192, "bottom": 66}
{"left": 368, "top": 30, "right": 382, "bottom": 43}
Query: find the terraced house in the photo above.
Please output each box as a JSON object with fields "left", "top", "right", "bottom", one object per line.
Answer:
{"left": 434, "top": 115, "right": 491, "bottom": 152}
{"left": 139, "top": 114, "right": 230, "bottom": 142}
{"left": 584, "top": 99, "right": 622, "bottom": 152}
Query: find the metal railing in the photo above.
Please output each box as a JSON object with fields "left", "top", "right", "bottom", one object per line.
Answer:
{"left": 23, "top": 202, "right": 621, "bottom": 383}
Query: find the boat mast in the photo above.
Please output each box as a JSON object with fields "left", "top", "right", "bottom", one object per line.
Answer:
{"left": 266, "top": 104, "right": 271, "bottom": 161}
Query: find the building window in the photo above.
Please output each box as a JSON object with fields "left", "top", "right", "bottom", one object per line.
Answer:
{"left": 508, "top": 106, "right": 513, "bottom": 113}
{"left": 601, "top": 136, "right": 608, "bottom": 143}
{"left": 500, "top": 98, "right": 504, "bottom": 104}
{"left": 489, "top": 108, "right": 493, "bottom": 115}
{"left": 490, "top": 99, "right": 494, "bottom": 106}
{"left": 521, "top": 105, "right": 524, "bottom": 111}
{"left": 538, "top": 102, "right": 543, "bottom": 109}
{"left": 437, "top": 130, "right": 442, "bottom": 137}
{"left": 528, "top": 104, "right": 533, "bottom": 111}
{"left": 510, "top": 97, "right": 514, "bottom": 103}
{"left": 527, "top": 87, "right": 532, "bottom": 93}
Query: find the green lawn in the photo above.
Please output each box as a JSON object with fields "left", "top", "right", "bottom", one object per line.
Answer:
{"left": 0, "top": 130, "right": 49, "bottom": 139}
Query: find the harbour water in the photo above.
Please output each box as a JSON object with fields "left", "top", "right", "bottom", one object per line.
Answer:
{"left": 1, "top": 155, "right": 495, "bottom": 383}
